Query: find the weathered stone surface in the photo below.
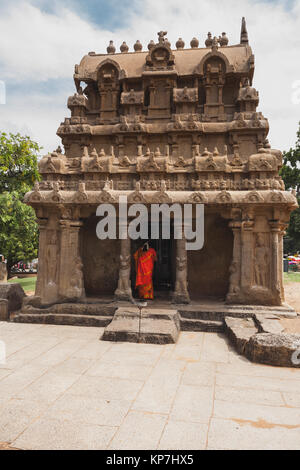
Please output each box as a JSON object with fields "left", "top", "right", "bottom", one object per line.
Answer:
{"left": 23, "top": 296, "right": 42, "bottom": 309}
{"left": 0, "top": 299, "right": 8, "bottom": 321}
{"left": 13, "top": 313, "right": 112, "bottom": 327}
{"left": 246, "top": 333, "right": 300, "bottom": 368}
{"left": 180, "top": 317, "right": 224, "bottom": 333}
{"left": 255, "top": 313, "right": 285, "bottom": 334}
{"left": 225, "top": 316, "right": 257, "bottom": 354}
{"left": 13, "top": 301, "right": 116, "bottom": 327}
{"left": 102, "top": 308, "right": 180, "bottom": 344}
{"left": 0, "top": 283, "right": 25, "bottom": 315}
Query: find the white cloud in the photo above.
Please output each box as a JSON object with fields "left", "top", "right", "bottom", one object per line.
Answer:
{"left": 0, "top": 87, "right": 69, "bottom": 153}
{"left": 0, "top": 0, "right": 299, "bottom": 152}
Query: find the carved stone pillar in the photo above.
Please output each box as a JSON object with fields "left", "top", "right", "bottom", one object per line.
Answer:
{"left": 114, "top": 236, "right": 132, "bottom": 301}
{"left": 35, "top": 218, "right": 48, "bottom": 299}
{"left": 269, "top": 220, "right": 284, "bottom": 304}
{"left": 35, "top": 218, "right": 61, "bottom": 305}
{"left": 226, "top": 220, "right": 242, "bottom": 302}
{"left": 240, "top": 219, "right": 255, "bottom": 291}
{"left": 58, "top": 220, "right": 85, "bottom": 302}
{"left": 172, "top": 237, "right": 190, "bottom": 304}
{"left": 279, "top": 223, "right": 288, "bottom": 301}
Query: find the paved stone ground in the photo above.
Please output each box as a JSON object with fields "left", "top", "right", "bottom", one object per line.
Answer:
{"left": 0, "top": 322, "right": 300, "bottom": 450}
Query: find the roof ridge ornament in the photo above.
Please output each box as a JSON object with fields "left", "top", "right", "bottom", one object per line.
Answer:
{"left": 157, "top": 30, "right": 168, "bottom": 43}
{"left": 240, "top": 17, "right": 249, "bottom": 45}
{"left": 211, "top": 36, "right": 219, "bottom": 51}
{"left": 107, "top": 40, "right": 116, "bottom": 54}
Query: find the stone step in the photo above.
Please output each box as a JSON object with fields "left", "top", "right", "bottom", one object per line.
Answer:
{"left": 21, "top": 304, "right": 116, "bottom": 317}
{"left": 180, "top": 317, "right": 224, "bottom": 332}
{"left": 12, "top": 313, "right": 113, "bottom": 327}
{"left": 102, "top": 308, "right": 180, "bottom": 344}
{"left": 178, "top": 306, "right": 296, "bottom": 321}
{"left": 179, "top": 309, "right": 227, "bottom": 321}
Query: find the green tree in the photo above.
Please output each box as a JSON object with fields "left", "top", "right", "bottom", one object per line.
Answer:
{"left": 280, "top": 122, "right": 300, "bottom": 253}
{"left": 0, "top": 132, "right": 42, "bottom": 274}
{"left": 0, "top": 132, "right": 40, "bottom": 194}
{"left": 0, "top": 192, "right": 39, "bottom": 272}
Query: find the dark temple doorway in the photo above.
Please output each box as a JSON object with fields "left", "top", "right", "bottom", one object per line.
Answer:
{"left": 130, "top": 221, "right": 175, "bottom": 299}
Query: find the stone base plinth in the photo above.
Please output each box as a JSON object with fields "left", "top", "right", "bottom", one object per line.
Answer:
{"left": 101, "top": 307, "right": 180, "bottom": 344}
{"left": 226, "top": 286, "right": 281, "bottom": 306}
{"left": 114, "top": 290, "right": 133, "bottom": 302}
{"left": 171, "top": 292, "right": 190, "bottom": 305}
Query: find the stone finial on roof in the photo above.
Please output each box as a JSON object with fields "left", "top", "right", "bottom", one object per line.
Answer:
{"left": 205, "top": 32, "right": 212, "bottom": 47}
{"left": 107, "top": 40, "right": 116, "bottom": 54}
{"left": 176, "top": 38, "right": 185, "bottom": 49}
{"left": 148, "top": 40, "right": 155, "bottom": 50}
{"left": 218, "top": 32, "right": 228, "bottom": 47}
{"left": 240, "top": 17, "right": 249, "bottom": 44}
{"left": 120, "top": 41, "right": 129, "bottom": 53}
{"left": 190, "top": 37, "right": 199, "bottom": 48}
{"left": 165, "top": 38, "right": 171, "bottom": 48}
{"left": 134, "top": 40, "right": 143, "bottom": 52}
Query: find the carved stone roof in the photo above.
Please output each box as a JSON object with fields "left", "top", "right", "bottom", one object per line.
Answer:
{"left": 75, "top": 44, "right": 253, "bottom": 81}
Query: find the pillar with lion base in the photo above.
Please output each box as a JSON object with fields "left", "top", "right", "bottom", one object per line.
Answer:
{"left": 172, "top": 236, "right": 190, "bottom": 304}
{"left": 114, "top": 228, "right": 133, "bottom": 301}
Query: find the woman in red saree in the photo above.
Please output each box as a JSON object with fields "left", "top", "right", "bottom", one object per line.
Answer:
{"left": 134, "top": 243, "right": 157, "bottom": 300}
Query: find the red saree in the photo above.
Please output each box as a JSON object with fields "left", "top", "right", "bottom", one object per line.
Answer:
{"left": 134, "top": 247, "right": 157, "bottom": 300}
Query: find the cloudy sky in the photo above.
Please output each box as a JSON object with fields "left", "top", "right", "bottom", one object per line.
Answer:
{"left": 0, "top": 0, "right": 299, "bottom": 155}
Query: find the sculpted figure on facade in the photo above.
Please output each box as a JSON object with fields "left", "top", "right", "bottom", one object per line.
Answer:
{"left": 254, "top": 233, "right": 269, "bottom": 288}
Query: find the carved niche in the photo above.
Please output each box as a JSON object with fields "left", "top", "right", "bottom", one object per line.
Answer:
{"left": 237, "top": 78, "right": 259, "bottom": 112}
{"left": 202, "top": 57, "right": 226, "bottom": 121}
{"left": 144, "top": 41, "right": 175, "bottom": 119}
{"left": 97, "top": 60, "right": 120, "bottom": 122}
{"left": 67, "top": 93, "right": 88, "bottom": 123}
{"left": 173, "top": 87, "right": 198, "bottom": 114}
{"left": 120, "top": 89, "right": 144, "bottom": 116}
{"left": 83, "top": 82, "right": 100, "bottom": 112}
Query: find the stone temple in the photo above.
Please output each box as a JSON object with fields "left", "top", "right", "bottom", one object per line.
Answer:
{"left": 19, "top": 19, "right": 298, "bottom": 337}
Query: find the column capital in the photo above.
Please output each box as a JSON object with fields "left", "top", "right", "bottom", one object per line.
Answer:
{"left": 229, "top": 220, "right": 242, "bottom": 230}
{"left": 241, "top": 220, "right": 254, "bottom": 231}
{"left": 59, "top": 219, "right": 83, "bottom": 229}
{"left": 269, "top": 221, "right": 281, "bottom": 232}
{"left": 37, "top": 218, "right": 48, "bottom": 230}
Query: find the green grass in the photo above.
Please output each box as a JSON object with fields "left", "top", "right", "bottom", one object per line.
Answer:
{"left": 284, "top": 272, "right": 300, "bottom": 283}
{"left": 8, "top": 276, "right": 37, "bottom": 293}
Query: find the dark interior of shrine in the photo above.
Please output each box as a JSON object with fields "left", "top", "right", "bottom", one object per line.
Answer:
{"left": 80, "top": 212, "right": 233, "bottom": 300}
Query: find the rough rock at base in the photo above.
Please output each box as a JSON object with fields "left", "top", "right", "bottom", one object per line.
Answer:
{"left": 246, "top": 333, "right": 300, "bottom": 368}
{"left": 0, "top": 283, "right": 25, "bottom": 315}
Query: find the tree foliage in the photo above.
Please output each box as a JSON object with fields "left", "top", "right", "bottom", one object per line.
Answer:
{"left": 0, "top": 132, "right": 41, "bottom": 194}
{"left": 280, "top": 122, "right": 300, "bottom": 253}
{"left": 0, "top": 132, "right": 42, "bottom": 273}
{"left": 0, "top": 191, "right": 39, "bottom": 271}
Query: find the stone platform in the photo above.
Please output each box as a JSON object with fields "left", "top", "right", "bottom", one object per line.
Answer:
{"left": 10, "top": 297, "right": 300, "bottom": 367}
{"left": 101, "top": 307, "right": 180, "bottom": 344}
